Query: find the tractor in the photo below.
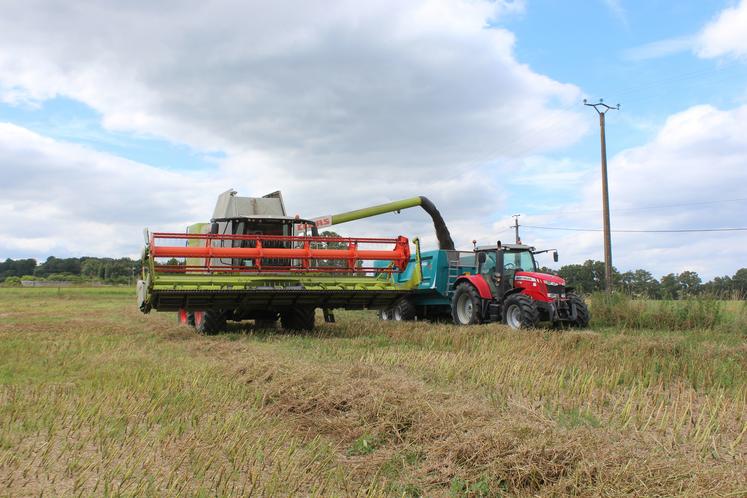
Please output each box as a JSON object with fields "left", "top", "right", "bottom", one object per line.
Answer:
{"left": 377, "top": 241, "right": 590, "bottom": 329}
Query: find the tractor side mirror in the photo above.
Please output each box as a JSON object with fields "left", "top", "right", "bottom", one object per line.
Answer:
{"left": 553, "top": 251, "right": 559, "bottom": 262}
{"left": 478, "top": 252, "right": 486, "bottom": 264}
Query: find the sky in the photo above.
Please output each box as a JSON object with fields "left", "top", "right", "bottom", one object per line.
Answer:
{"left": 1, "top": 0, "right": 746, "bottom": 280}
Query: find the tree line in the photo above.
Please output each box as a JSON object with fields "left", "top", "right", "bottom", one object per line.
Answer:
{"left": 1, "top": 256, "right": 142, "bottom": 285}
{"left": 548, "top": 260, "right": 747, "bottom": 299}
{"left": 2, "top": 255, "right": 746, "bottom": 298}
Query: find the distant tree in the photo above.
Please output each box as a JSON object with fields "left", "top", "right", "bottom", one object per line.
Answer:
{"left": 0, "top": 258, "right": 37, "bottom": 279}
{"left": 677, "top": 271, "right": 702, "bottom": 297}
{"left": 660, "top": 273, "right": 680, "bottom": 300}
{"left": 558, "top": 260, "right": 619, "bottom": 294}
{"left": 732, "top": 268, "right": 747, "bottom": 297}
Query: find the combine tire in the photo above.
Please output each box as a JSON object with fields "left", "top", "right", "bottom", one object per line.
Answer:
{"left": 568, "top": 293, "right": 590, "bottom": 328}
{"left": 176, "top": 309, "right": 194, "bottom": 326}
{"left": 391, "top": 298, "right": 417, "bottom": 321}
{"left": 280, "top": 307, "right": 315, "bottom": 331}
{"left": 255, "top": 317, "right": 278, "bottom": 330}
{"left": 378, "top": 309, "right": 393, "bottom": 320}
{"left": 192, "top": 310, "right": 227, "bottom": 335}
{"left": 451, "top": 283, "right": 482, "bottom": 325}
{"left": 503, "top": 294, "right": 539, "bottom": 330}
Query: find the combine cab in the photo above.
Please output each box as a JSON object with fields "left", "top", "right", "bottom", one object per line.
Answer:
{"left": 138, "top": 190, "right": 418, "bottom": 333}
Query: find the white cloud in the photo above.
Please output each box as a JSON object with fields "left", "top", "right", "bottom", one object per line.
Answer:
{"left": 0, "top": 0, "right": 586, "bottom": 261}
{"left": 0, "top": 123, "right": 226, "bottom": 259}
{"left": 696, "top": 0, "right": 747, "bottom": 59}
{"left": 507, "top": 104, "right": 747, "bottom": 279}
{"left": 622, "top": 37, "right": 694, "bottom": 61}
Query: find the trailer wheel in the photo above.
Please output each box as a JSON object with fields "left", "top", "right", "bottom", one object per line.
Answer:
{"left": 193, "top": 310, "right": 226, "bottom": 335}
{"left": 391, "top": 298, "right": 417, "bottom": 321}
{"left": 280, "top": 307, "right": 315, "bottom": 331}
{"left": 503, "top": 294, "right": 539, "bottom": 330}
{"left": 452, "top": 283, "right": 482, "bottom": 325}
{"left": 568, "top": 294, "right": 590, "bottom": 328}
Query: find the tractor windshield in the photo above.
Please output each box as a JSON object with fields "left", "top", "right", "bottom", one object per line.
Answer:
{"left": 503, "top": 250, "right": 536, "bottom": 272}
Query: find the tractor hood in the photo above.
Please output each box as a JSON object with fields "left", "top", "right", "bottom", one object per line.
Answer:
{"left": 515, "top": 271, "right": 565, "bottom": 286}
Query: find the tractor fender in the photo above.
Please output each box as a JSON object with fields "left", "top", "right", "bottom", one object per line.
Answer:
{"left": 454, "top": 275, "right": 492, "bottom": 299}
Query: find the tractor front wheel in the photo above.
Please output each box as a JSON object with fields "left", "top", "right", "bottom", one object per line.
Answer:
{"left": 568, "top": 293, "right": 590, "bottom": 328}
{"left": 280, "top": 307, "right": 316, "bottom": 331}
{"left": 451, "top": 283, "right": 482, "bottom": 325}
{"left": 503, "top": 294, "right": 539, "bottom": 330}
{"left": 192, "top": 310, "right": 227, "bottom": 335}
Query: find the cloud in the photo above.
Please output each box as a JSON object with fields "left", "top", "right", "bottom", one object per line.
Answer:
{"left": 505, "top": 104, "right": 747, "bottom": 279}
{"left": 696, "top": 0, "right": 747, "bottom": 59}
{"left": 0, "top": 0, "right": 587, "bottom": 260}
{"left": 622, "top": 37, "right": 694, "bottom": 61}
{"left": 0, "top": 122, "right": 226, "bottom": 259}
{"left": 602, "top": 0, "right": 628, "bottom": 27}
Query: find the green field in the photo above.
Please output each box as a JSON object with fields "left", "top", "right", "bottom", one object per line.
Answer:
{"left": 0, "top": 288, "right": 745, "bottom": 496}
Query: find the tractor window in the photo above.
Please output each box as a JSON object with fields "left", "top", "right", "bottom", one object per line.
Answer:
{"left": 504, "top": 250, "right": 536, "bottom": 272}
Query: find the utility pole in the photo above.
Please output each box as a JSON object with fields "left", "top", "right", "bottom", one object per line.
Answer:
{"left": 584, "top": 98, "right": 619, "bottom": 293}
{"left": 512, "top": 214, "right": 521, "bottom": 244}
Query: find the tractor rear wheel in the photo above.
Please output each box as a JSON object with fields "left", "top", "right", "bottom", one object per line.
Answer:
{"left": 280, "top": 306, "right": 316, "bottom": 331}
{"left": 192, "top": 310, "right": 227, "bottom": 335}
{"left": 503, "top": 294, "right": 539, "bottom": 330}
{"left": 451, "top": 283, "right": 482, "bottom": 325}
{"left": 568, "top": 293, "right": 590, "bottom": 328}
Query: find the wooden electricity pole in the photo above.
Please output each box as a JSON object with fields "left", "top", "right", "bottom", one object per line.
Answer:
{"left": 584, "top": 99, "right": 619, "bottom": 293}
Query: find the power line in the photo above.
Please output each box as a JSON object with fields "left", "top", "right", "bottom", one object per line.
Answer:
{"left": 523, "top": 225, "right": 747, "bottom": 233}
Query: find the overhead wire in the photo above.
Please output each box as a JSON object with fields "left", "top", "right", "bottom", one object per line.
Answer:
{"left": 522, "top": 225, "right": 747, "bottom": 233}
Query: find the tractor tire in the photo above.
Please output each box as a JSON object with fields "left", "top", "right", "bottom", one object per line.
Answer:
{"left": 391, "top": 298, "right": 417, "bottom": 321}
{"left": 503, "top": 294, "right": 539, "bottom": 330}
{"left": 378, "top": 309, "right": 393, "bottom": 320}
{"left": 451, "top": 283, "right": 482, "bottom": 325}
{"left": 176, "top": 309, "right": 194, "bottom": 326}
{"left": 192, "top": 310, "right": 227, "bottom": 335}
{"left": 280, "top": 306, "right": 316, "bottom": 331}
{"left": 568, "top": 293, "right": 590, "bottom": 328}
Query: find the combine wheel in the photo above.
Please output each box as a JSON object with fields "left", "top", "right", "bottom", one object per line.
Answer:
{"left": 391, "top": 298, "right": 417, "bottom": 321}
{"left": 503, "top": 294, "right": 539, "bottom": 330}
{"left": 280, "top": 306, "right": 316, "bottom": 331}
{"left": 378, "top": 309, "right": 393, "bottom": 320}
{"left": 451, "top": 283, "right": 482, "bottom": 325}
{"left": 568, "top": 293, "right": 590, "bottom": 328}
{"left": 176, "top": 309, "right": 194, "bottom": 326}
{"left": 255, "top": 314, "right": 279, "bottom": 330}
{"left": 192, "top": 310, "right": 227, "bottom": 335}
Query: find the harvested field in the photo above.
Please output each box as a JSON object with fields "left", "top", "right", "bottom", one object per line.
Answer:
{"left": 0, "top": 288, "right": 745, "bottom": 496}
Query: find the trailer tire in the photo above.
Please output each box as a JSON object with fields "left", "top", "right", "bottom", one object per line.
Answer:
{"left": 503, "top": 294, "right": 539, "bottom": 330}
{"left": 392, "top": 298, "right": 417, "bottom": 321}
{"left": 281, "top": 307, "right": 315, "bottom": 331}
{"left": 193, "top": 310, "right": 227, "bottom": 335}
{"left": 568, "top": 294, "right": 590, "bottom": 328}
{"left": 452, "top": 283, "right": 482, "bottom": 325}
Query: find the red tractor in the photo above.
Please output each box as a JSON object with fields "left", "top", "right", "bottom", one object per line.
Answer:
{"left": 449, "top": 242, "right": 589, "bottom": 328}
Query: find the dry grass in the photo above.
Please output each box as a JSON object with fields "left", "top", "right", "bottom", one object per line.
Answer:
{"left": 0, "top": 288, "right": 745, "bottom": 496}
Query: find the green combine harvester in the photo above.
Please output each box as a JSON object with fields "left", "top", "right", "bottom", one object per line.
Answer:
{"left": 138, "top": 190, "right": 453, "bottom": 333}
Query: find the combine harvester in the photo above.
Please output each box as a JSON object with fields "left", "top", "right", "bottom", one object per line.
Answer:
{"left": 137, "top": 190, "right": 450, "bottom": 333}
{"left": 138, "top": 189, "right": 589, "bottom": 332}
